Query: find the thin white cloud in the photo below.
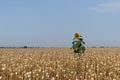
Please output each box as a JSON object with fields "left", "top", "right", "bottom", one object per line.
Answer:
{"left": 91, "top": 1, "right": 120, "bottom": 13}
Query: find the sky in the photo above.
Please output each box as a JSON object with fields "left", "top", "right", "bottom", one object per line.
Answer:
{"left": 0, "top": 0, "right": 120, "bottom": 47}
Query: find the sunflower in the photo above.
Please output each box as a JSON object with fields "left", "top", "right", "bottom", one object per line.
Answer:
{"left": 74, "top": 32, "right": 80, "bottom": 38}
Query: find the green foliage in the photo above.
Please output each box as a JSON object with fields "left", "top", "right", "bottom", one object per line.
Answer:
{"left": 72, "top": 38, "right": 85, "bottom": 54}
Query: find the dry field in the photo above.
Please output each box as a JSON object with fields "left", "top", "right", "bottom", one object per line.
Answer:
{"left": 0, "top": 48, "right": 120, "bottom": 80}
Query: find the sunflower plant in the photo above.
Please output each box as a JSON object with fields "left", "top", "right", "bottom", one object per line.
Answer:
{"left": 72, "top": 32, "right": 85, "bottom": 54}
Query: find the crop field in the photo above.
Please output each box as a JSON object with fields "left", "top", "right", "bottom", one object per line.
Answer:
{"left": 0, "top": 48, "right": 120, "bottom": 80}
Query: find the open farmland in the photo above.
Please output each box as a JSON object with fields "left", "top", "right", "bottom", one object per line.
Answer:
{"left": 0, "top": 48, "right": 120, "bottom": 80}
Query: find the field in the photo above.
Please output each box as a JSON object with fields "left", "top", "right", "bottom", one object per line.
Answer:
{"left": 0, "top": 48, "right": 120, "bottom": 80}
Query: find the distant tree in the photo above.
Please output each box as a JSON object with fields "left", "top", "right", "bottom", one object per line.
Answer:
{"left": 23, "top": 46, "right": 28, "bottom": 48}
{"left": 91, "top": 46, "right": 96, "bottom": 48}
{"left": 0, "top": 47, "right": 4, "bottom": 48}
{"left": 100, "top": 46, "right": 105, "bottom": 48}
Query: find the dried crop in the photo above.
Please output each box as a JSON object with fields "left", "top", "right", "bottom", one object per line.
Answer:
{"left": 0, "top": 48, "right": 120, "bottom": 80}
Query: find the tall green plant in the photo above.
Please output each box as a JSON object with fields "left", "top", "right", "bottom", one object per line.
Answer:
{"left": 72, "top": 32, "right": 85, "bottom": 54}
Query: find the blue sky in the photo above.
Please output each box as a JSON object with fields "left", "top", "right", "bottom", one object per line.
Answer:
{"left": 0, "top": 0, "right": 120, "bottom": 47}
